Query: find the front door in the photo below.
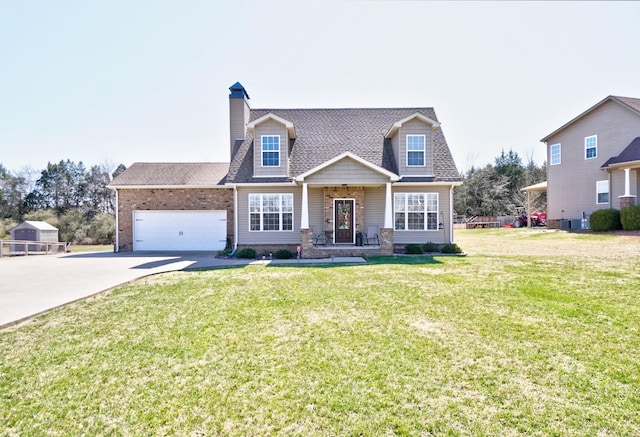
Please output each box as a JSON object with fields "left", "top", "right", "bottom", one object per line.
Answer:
{"left": 334, "top": 199, "right": 354, "bottom": 244}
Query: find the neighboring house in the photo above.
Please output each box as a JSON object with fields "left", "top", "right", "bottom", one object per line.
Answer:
{"left": 109, "top": 83, "right": 462, "bottom": 257}
{"left": 541, "top": 95, "right": 640, "bottom": 229}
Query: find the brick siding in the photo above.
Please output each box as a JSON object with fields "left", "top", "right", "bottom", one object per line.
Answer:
{"left": 116, "top": 188, "right": 234, "bottom": 252}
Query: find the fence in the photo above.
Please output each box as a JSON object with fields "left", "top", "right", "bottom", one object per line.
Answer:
{"left": 0, "top": 240, "right": 68, "bottom": 258}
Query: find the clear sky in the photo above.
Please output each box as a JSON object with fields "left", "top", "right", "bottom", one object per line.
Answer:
{"left": 2, "top": 1, "right": 640, "bottom": 174}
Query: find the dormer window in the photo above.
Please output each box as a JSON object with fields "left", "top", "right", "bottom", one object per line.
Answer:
{"left": 407, "top": 135, "right": 425, "bottom": 166}
{"left": 262, "top": 135, "right": 280, "bottom": 167}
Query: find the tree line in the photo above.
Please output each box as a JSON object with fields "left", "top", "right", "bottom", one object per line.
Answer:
{"left": 0, "top": 160, "right": 126, "bottom": 244}
{"left": 454, "top": 149, "right": 546, "bottom": 218}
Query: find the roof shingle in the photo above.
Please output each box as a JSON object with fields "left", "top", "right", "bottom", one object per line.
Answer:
{"left": 227, "top": 107, "right": 460, "bottom": 183}
{"left": 109, "top": 162, "right": 229, "bottom": 187}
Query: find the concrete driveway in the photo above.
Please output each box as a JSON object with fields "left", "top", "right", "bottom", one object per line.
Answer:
{"left": 0, "top": 251, "right": 252, "bottom": 328}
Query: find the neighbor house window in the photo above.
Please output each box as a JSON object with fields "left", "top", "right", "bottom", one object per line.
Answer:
{"left": 394, "top": 193, "right": 438, "bottom": 230}
{"left": 596, "top": 180, "right": 609, "bottom": 204}
{"left": 406, "top": 135, "right": 425, "bottom": 166}
{"left": 550, "top": 143, "right": 561, "bottom": 165}
{"left": 262, "top": 135, "right": 280, "bottom": 167}
{"left": 585, "top": 135, "right": 597, "bottom": 159}
{"left": 249, "top": 193, "right": 293, "bottom": 231}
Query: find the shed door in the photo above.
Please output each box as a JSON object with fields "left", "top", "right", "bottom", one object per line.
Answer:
{"left": 133, "top": 210, "right": 227, "bottom": 251}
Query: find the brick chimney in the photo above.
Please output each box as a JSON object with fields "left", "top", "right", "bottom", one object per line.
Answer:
{"left": 229, "top": 82, "right": 250, "bottom": 158}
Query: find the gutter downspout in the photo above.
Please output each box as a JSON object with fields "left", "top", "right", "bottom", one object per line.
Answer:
{"left": 228, "top": 185, "right": 239, "bottom": 257}
{"left": 449, "top": 184, "right": 454, "bottom": 244}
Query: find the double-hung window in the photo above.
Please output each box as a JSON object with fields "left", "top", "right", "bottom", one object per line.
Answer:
{"left": 596, "top": 180, "right": 609, "bottom": 204}
{"left": 407, "top": 135, "right": 425, "bottom": 166}
{"left": 394, "top": 193, "right": 438, "bottom": 230}
{"left": 262, "top": 135, "right": 280, "bottom": 167}
{"left": 550, "top": 143, "right": 561, "bottom": 165}
{"left": 585, "top": 135, "right": 597, "bottom": 159}
{"left": 249, "top": 193, "right": 293, "bottom": 231}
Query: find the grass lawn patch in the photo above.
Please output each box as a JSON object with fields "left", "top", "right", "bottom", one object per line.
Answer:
{"left": 1, "top": 229, "right": 639, "bottom": 435}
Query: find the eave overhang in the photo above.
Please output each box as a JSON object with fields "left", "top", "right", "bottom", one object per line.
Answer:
{"left": 541, "top": 96, "right": 640, "bottom": 143}
{"left": 107, "top": 184, "right": 229, "bottom": 190}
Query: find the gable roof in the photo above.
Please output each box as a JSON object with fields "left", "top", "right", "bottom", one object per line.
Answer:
{"left": 295, "top": 151, "right": 400, "bottom": 182}
{"left": 601, "top": 137, "right": 640, "bottom": 169}
{"left": 384, "top": 112, "right": 440, "bottom": 138}
{"left": 227, "top": 107, "right": 460, "bottom": 184}
{"left": 541, "top": 95, "right": 640, "bottom": 142}
{"left": 11, "top": 220, "right": 58, "bottom": 232}
{"left": 108, "top": 162, "right": 229, "bottom": 188}
{"left": 247, "top": 113, "right": 296, "bottom": 138}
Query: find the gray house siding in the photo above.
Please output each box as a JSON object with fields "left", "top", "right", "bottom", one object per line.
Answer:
{"left": 304, "top": 157, "right": 390, "bottom": 185}
{"left": 253, "top": 119, "right": 289, "bottom": 178}
{"left": 363, "top": 187, "right": 385, "bottom": 230}
{"left": 236, "top": 186, "right": 301, "bottom": 245}
{"left": 391, "top": 185, "right": 450, "bottom": 245}
{"left": 398, "top": 119, "right": 434, "bottom": 177}
{"left": 307, "top": 187, "right": 325, "bottom": 233}
{"left": 546, "top": 100, "right": 640, "bottom": 219}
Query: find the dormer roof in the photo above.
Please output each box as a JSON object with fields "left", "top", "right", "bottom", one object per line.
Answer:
{"left": 384, "top": 112, "right": 441, "bottom": 138}
{"left": 247, "top": 113, "right": 296, "bottom": 139}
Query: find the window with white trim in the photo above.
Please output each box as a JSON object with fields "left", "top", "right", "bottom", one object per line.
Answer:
{"left": 596, "top": 180, "right": 609, "bottom": 204}
{"left": 262, "top": 135, "right": 280, "bottom": 167}
{"left": 249, "top": 193, "right": 293, "bottom": 231}
{"left": 585, "top": 135, "right": 597, "bottom": 159}
{"left": 406, "top": 135, "right": 425, "bottom": 166}
{"left": 550, "top": 143, "right": 561, "bottom": 165}
{"left": 394, "top": 193, "right": 438, "bottom": 230}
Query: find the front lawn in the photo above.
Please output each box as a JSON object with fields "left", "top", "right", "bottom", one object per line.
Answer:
{"left": 1, "top": 229, "right": 639, "bottom": 435}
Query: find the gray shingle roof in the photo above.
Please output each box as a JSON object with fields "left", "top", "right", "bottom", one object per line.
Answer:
{"left": 227, "top": 108, "right": 460, "bottom": 183}
{"left": 602, "top": 137, "right": 640, "bottom": 168}
{"left": 109, "top": 162, "right": 229, "bottom": 187}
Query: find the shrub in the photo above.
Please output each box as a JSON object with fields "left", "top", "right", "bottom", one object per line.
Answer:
{"left": 423, "top": 242, "right": 440, "bottom": 253}
{"left": 621, "top": 205, "right": 640, "bottom": 231}
{"left": 218, "top": 247, "right": 232, "bottom": 256}
{"left": 273, "top": 249, "right": 294, "bottom": 259}
{"left": 236, "top": 248, "right": 257, "bottom": 259}
{"left": 405, "top": 244, "right": 424, "bottom": 254}
{"left": 441, "top": 243, "right": 463, "bottom": 254}
{"left": 589, "top": 208, "right": 621, "bottom": 232}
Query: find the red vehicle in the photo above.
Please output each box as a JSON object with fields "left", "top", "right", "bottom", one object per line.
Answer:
{"left": 513, "top": 211, "right": 547, "bottom": 228}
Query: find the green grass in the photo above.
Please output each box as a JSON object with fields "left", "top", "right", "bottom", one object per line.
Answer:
{"left": 1, "top": 229, "right": 640, "bottom": 435}
{"left": 68, "top": 244, "right": 113, "bottom": 253}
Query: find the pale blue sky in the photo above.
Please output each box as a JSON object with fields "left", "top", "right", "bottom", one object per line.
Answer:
{"left": 1, "top": 1, "right": 640, "bottom": 173}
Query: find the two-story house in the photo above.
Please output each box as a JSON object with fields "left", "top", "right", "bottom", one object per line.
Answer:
{"left": 541, "top": 95, "right": 640, "bottom": 229}
{"left": 109, "top": 83, "right": 462, "bottom": 257}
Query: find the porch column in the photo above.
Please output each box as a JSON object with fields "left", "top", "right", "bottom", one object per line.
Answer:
{"left": 624, "top": 168, "right": 631, "bottom": 197}
{"left": 384, "top": 182, "right": 393, "bottom": 228}
{"left": 301, "top": 182, "right": 309, "bottom": 229}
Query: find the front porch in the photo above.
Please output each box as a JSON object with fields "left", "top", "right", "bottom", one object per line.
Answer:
{"left": 300, "top": 228, "right": 393, "bottom": 259}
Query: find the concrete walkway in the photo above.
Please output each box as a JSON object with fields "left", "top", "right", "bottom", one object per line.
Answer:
{"left": 0, "top": 252, "right": 365, "bottom": 328}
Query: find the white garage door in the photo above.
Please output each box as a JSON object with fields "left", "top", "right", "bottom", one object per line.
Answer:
{"left": 133, "top": 210, "right": 227, "bottom": 251}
